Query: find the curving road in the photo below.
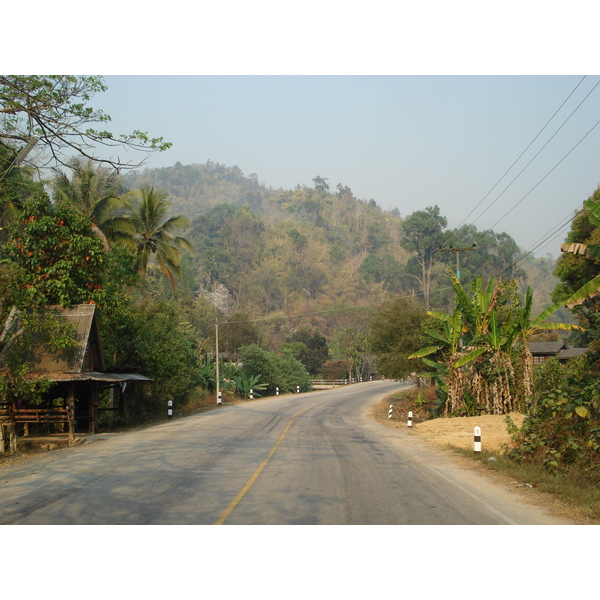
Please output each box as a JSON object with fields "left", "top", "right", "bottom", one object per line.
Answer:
{"left": 0, "top": 381, "right": 572, "bottom": 525}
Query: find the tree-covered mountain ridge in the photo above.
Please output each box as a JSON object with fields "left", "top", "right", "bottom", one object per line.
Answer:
{"left": 122, "top": 160, "right": 563, "bottom": 335}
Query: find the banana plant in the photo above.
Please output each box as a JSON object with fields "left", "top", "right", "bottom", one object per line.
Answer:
{"left": 232, "top": 373, "right": 267, "bottom": 399}
{"left": 410, "top": 271, "right": 598, "bottom": 415}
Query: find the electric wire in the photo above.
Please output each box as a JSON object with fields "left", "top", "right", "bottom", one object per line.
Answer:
{"left": 486, "top": 118, "right": 600, "bottom": 232}
{"left": 470, "top": 79, "right": 600, "bottom": 231}
{"left": 440, "top": 76, "right": 596, "bottom": 248}
{"left": 498, "top": 206, "right": 587, "bottom": 280}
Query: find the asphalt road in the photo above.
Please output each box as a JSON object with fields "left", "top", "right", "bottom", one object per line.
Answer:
{"left": 0, "top": 381, "right": 572, "bottom": 525}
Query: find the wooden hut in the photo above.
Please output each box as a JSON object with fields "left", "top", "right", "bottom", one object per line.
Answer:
{"left": 1, "top": 304, "right": 151, "bottom": 450}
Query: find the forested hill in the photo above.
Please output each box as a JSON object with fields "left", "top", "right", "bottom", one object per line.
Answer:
{"left": 123, "top": 161, "right": 272, "bottom": 221}
{"left": 122, "top": 161, "right": 563, "bottom": 338}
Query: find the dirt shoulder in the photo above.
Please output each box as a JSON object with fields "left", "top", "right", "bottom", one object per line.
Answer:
{"left": 369, "top": 394, "right": 597, "bottom": 525}
{"left": 406, "top": 411, "right": 525, "bottom": 452}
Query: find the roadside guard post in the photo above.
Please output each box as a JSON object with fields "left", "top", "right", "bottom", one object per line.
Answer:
{"left": 474, "top": 427, "right": 482, "bottom": 454}
{"left": 276, "top": 387, "right": 279, "bottom": 396}
{"left": 168, "top": 400, "right": 173, "bottom": 419}
{"left": 217, "top": 391, "right": 222, "bottom": 406}
{"left": 407, "top": 411, "right": 413, "bottom": 428}
{"left": 388, "top": 405, "right": 393, "bottom": 419}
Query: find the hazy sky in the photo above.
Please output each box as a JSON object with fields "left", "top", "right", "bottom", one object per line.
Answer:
{"left": 95, "top": 75, "right": 599, "bottom": 258}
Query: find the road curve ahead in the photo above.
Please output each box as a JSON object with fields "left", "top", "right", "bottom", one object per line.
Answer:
{"left": 0, "top": 381, "right": 571, "bottom": 525}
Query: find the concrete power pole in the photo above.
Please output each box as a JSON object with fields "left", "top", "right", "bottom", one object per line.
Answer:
{"left": 438, "top": 243, "right": 477, "bottom": 281}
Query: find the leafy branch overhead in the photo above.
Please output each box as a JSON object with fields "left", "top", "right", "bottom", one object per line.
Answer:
{"left": 0, "top": 76, "right": 171, "bottom": 171}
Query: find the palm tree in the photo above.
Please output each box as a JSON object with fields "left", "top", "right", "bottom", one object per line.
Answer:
{"left": 126, "top": 186, "right": 193, "bottom": 287}
{"left": 52, "top": 158, "right": 133, "bottom": 250}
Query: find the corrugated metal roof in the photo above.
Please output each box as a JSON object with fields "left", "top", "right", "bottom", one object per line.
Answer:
{"left": 32, "top": 304, "right": 103, "bottom": 373}
{"left": 527, "top": 341, "right": 568, "bottom": 355}
{"left": 20, "top": 304, "right": 151, "bottom": 385}
{"left": 557, "top": 348, "right": 589, "bottom": 359}
{"left": 25, "top": 371, "right": 153, "bottom": 383}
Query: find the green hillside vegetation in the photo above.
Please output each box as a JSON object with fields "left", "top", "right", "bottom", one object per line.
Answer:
{"left": 123, "top": 160, "right": 561, "bottom": 322}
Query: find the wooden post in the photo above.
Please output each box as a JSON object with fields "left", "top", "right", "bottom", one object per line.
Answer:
{"left": 7, "top": 423, "right": 17, "bottom": 454}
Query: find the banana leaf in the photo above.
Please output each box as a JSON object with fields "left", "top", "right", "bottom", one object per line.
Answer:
{"left": 423, "top": 329, "right": 449, "bottom": 344}
{"left": 584, "top": 199, "right": 600, "bottom": 228}
{"left": 565, "top": 273, "right": 600, "bottom": 308}
{"left": 452, "top": 347, "right": 487, "bottom": 368}
{"left": 408, "top": 345, "right": 441, "bottom": 359}
{"left": 421, "top": 357, "right": 447, "bottom": 374}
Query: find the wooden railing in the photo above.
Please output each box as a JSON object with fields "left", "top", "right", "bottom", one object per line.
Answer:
{"left": 311, "top": 379, "right": 353, "bottom": 389}
{"left": 0, "top": 404, "right": 75, "bottom": 449}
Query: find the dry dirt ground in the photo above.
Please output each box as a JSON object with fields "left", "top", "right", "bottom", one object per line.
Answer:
{"left": 402, "top": 411, "right": 525, "bottom": 452}
{"left": 370, "top": 392, "right": 599, "bottom": 524}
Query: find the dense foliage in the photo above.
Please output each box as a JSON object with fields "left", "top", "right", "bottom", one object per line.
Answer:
{"left": 368, "top": 296, "right": 426, "bottom": 379}
{"left": 502, "top": 186, "right": 600, "bottom": 474}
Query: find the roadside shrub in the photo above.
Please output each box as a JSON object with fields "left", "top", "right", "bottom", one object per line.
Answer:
{"left": 507, "top": 375, "right": 600, "bottom": 473}
{"left": 238, "top": 344, "right": 312, "bottom": 395}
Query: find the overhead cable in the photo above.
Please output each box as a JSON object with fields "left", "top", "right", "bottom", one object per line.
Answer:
{"left": 440, "top": 76, "right": 594, "bottom": 247}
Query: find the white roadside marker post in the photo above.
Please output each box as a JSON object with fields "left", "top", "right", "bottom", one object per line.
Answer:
{"left": 407, "top": 411, "right": 413, "bottom": 428}
{"left": 388, "top": 405, "right": 393, "bottom": 419}
{"left": 474, "top": 426, "right": 482, "bottom": 454}
{"left": 168, "top": 400, "right": 173, "bottom": 419}
{"left": 296, "top": 385, "right": 300, "bottom": 393}
{"left": 276, "top": 387, "right": 279, "bottom": 396}
{"left": 217, "top": 391, "right": 222, "bottom": 406}
{"left": 249, "top": 389, "right": 253, "bottom": 400}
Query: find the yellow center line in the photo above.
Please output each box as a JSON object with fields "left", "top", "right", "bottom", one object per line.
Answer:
{"left": 214, "top": 398, "right": 330, "bottom": 525}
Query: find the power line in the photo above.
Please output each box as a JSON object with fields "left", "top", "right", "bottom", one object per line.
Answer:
{"left": 500, "top": 206, "right": 586, "bottom": 278}
{"left": 470, "top": 79, "right": 599, "bottom": 230}
{"left": 441, "top": 76, "right": 595, "bottom": 247}
{"left": 488, "top": 117, "right": 600, "bottom": 232}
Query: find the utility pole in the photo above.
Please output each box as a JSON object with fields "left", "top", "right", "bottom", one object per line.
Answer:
{"left": 438, "top": 243, "right": 477, "bottom": 281}
{"left": 215, "top": 318, "right": 221, "bottom": 405}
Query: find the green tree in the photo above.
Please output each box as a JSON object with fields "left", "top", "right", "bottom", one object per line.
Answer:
{"left": 237, "top": 344, "right": 311, "bottom": 395}
{"left": 442, "top": 225, "right": 526, "bottom": 288}
{"left": 368, "top": 296, "right": 427, "bottom": 379}
{"left": 331, "top": 327, "right": 369, "bottom": 382}
{"left": 0, "top": 75, "right": 170, "bottom": 170}
{"left": 126, "top": 301, "right": 202, "bottom": 418}
{"left": 312, "top": 176, "right": 330, "bottom": 192}
{"left": 401, "top": 205, "right": 447, "bottom": 309}
{"left": 126, "top": 186, "right": 193, "bottom": 287}
{"left": 6, "top": 190, "right": 106, "bottom": 308}
{"left": 282, "top": 327, "right": 329, "bottom": 376}
{"left": 0, "top": 145, "right": 41, "bottom": 239}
